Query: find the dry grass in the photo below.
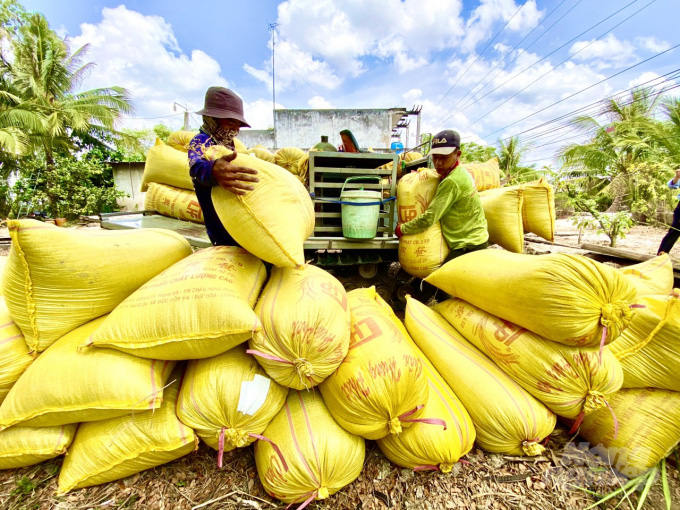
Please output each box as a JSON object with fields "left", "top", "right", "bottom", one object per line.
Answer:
{"left": 1, "top": 425, "right": 678, "bottom": 510}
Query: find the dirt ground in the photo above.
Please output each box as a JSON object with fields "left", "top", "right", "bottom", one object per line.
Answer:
{"left": 0, "top": 217, "right": 678, "bottom": 510}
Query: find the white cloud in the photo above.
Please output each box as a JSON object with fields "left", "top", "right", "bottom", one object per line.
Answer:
{"left": 463, "top": 0, "right": 544, "bottom": 53}
{"left": 308, "top": 95, "right": 333, "bottom": 108}
{"left": 402, "top": 88, "right": 423, "bottom": 105}
{"left": 635, "top": 36, "right": 671, "bottom": 53}
{"left": 569, "top": 33, "right": 637, "bottom": 70}
{"left": 243, "top": 38, "right": 344, "bottom": 91}
{"left": 68, "top": 5, "right": 229, "bottom": 130}
{"left": 494, "top": 43, "right": 512, "bottom": 55}
{"left": 242, "top": 99, "right": 284, "bottom": 129}
{"left": 245, "top": 0, "right": 466, "bottom": 91}
{"left": 626, "top": 71, "right": 677, "bottom": 92}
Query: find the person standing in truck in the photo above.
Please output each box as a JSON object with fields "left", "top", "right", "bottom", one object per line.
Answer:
{"left": 188, "top": 86, "right": 259, "bottom": 246}
{"left": 395, "top": 129, "right": 489, "bottom": 262}
{"left": 657, "top": 166, "right": 680, "bottom": 256}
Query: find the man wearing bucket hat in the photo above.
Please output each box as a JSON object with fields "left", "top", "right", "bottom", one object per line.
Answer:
{"left": 395, "top": 129, "right": 488, "bottom": 261}
{"left": 188, "top": 86, "right": 259, "bottom": 246}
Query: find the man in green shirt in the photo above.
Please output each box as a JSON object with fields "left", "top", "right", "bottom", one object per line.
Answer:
{"left": 395, "top": 129, "right": 489, "bottom": 262}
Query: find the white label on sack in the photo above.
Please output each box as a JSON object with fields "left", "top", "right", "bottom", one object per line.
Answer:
{"left": 237, "top": 375, "right": 271, "bottom": 416}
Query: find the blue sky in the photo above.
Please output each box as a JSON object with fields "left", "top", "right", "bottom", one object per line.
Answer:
{"left": 19, "top": 0, "right": 679, "bottom": 165}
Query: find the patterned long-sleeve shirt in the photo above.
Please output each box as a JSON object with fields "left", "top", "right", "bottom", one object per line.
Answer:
{"left": 187, "top": 132, "right": 239, "bottom": 246}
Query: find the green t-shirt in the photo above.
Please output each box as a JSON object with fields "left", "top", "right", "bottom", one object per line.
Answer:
{"left": 400, "top": 167, "right": 489, "bottom": 250}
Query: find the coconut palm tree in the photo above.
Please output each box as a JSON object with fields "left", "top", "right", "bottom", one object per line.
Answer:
{"left": 496, "top": 136, "right": 537, "bottom": 184}
{"left": 4, "top": 13, "right": 134, "bottom": 164}
{"left": 558, "top": 88, "right": 663, "bottom": 211}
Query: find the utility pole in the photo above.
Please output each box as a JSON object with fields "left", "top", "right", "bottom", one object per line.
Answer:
{"left": 173, "top": 102, "right": 189, "bottom": 130}
{"left": 269, "top": 22, "right": 279, "bottom": 149}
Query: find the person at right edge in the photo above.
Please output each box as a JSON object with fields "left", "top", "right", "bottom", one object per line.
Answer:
{"left": 395, "top": 129, "right": 489, "bottom": 263}
{"left": 188, "top": 86, "right": 259, "bottom": 246}
{"left": 657, "top": 166, "right": 680, "bottom": 256}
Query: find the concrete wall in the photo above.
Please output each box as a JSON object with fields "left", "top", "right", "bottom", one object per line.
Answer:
{"left": 236, "top": 130, "right": 275, "bottom": 149}
{"left": 240, "top": 108, "right": 407, "bottom": 151}
{"left": 111, "top": 162, "right": 145, "bottom": 211}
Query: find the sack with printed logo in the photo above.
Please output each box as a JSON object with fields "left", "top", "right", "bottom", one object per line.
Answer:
{"left": 479, "top": 187, "right": 524, "bottom": 253}
{"left": 0, "top": 298, "right": 32, "bottom": 405}
{"left": 405, "top": 297, "right": 555, "bottom": 456}
{"left": 460, "top": 158, "right": 500, "bottom": 192}
{"left": 177, "top": 344, "right": 288, "bottom": 465}
{"left": 144, "top": 182, "right": 204, "bottom": 223}
{"left": 88, "top": 247, "right": 266, "bottom": 360}
{"left": 3, "top": 219, "right": 191, "bottom": 353}
{"left": 319, "top": 287, "right": 429, "bottom": 440}
{"left": 619, "top": 255, "right": 674, "bottom": 298}
{"left": 140, "top": 139, "right": 193, "bottom": 191}
{"left": 435, "top": 298, "right": 623, "bottom": 421}
{"left": 577, "top": 388, "right": 680, "bottom": 477}
{"left": 249, "top": 265, "right": 350, "bottom": 390}
{"left": 425, "top": 250, "right": 638, "bottom": 347}
{"left": 608, "top": 291, "right": 680, "bottom": 391}
{"left": 207, "top": 147, "right": 315, "bottom": 269}
{"left": 255, "top": 390, "right": 364, "bottom": 507}
{"left": 397, "top": 168, "right": 449, "bottom": 278}
{"left": 0, "top": 317, "right": 175, "bottom": 430}
{"left": 0, "top": 424, "right": 76, "bottom": 469}
{"left": 57, "top": 367, "right": 196, "bottom": 493}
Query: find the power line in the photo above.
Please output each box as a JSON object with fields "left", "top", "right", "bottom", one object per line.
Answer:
{"left": 423, "top": 2, "right": 526, "bottom": 121}
{"left": 503, "top": 69, "right": 680, "bottom": 144}
{"left": 430, "top": 0, "right": 578, "bottom": 129}
{"left": 469, "top": 42, "right": 679, "bottom": 142}
{"left": 435, "top": 0, "right": 644, "bottom": 130}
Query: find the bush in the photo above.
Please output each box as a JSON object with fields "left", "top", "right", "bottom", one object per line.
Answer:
{"left": 11, "top": 153, "right": 127, "bottom": 219}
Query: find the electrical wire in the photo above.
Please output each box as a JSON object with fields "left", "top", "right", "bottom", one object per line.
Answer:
{"left": 434, "top": 0, "right": 646, "bottom": 131}
{"left": 468, "top": 43, "right": 679, "bottom": 142}
{"left": 423, "top": 1, "right": 526, "bottom": 121}
{"left": 430, "top": 0, "right": 579, "bottom": 129}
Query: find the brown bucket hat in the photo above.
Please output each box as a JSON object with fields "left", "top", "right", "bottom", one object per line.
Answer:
{"left": 196, "top": 86, "right": 251, "bottom": 127}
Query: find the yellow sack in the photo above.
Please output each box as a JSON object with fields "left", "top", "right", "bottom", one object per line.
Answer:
{"left": 58, "top": 367, "right": 195, "bottom": 493}
{"left": 249, "top": 265, "right": 350, "bottom": 389}
{"left": 319, "top": 287, "right": 428, "bottom": 440}
{"left": 177, "top": 344, "right": 288, "bottom": 461}
{"left": 405, "top": 297, "right": 556, "bottom": 455}
{"left": 619, "top": 255, "right": 674, "bottom": 298}
{"left": 479, "top": 187, "right": 524, "bottom": 253}
{"left": 140, "top": 139, "right": 192, "bottom": 192}
{"left": 0, "top": 257, "right": 5, "bottom": 295}
{"left": 89, "top": 247, "right": 266, "bottom": 360}
{"left": 0, "top": 424, "right": 76, "bottom": 469}
{"left": 234, "top": 137, "right": 248, "bottom": 153}
{"left": 397, "top": 168, "right": 450, "bottom": 278}
{"left": 275, "top": 147, "right": 306, "bottom": 182}
{"left": 521, "top": 179, "right": 555, "bottom": 242}
{"left": 255, "top": 390, "right": 364, "bottom": 507}
{"left": 167, "top": 130, "right": 198, "bottom": 152}
{"left": 0, "top": 317, "right": 175, "bottom": 430}
{"left": 2, "top": 220, "right": 191, "bottom": 353}
{"left": 578, "top": 388, "right": 680, "bottom": 477}
{"left": 208, "top": 147, "right": 315, "bottom": 268}
{"left": 435, "top": 298, "right": 623, "bottom": 420}
{"left": 376, "top": 304, "right": 476, "bottom": 471}
{"left": 401, "top": 151, "right": 423, "bottom": 163}
{"left": 426, "top": 251, "right": 637, "bottom": 347}
{"left": 0, "top": 298, "right": 32, "bottom": 405}
{"left": 145, "top": 182, "right": 204, "bottom": 223}
{"left": 460, "top": 158, "right": 500, "bottom": 192}
{"left": 249, "top": 146, "right": 277, "bottom": 163}
{"left": 608, "top": 291, "right": 680, "bottom": 391}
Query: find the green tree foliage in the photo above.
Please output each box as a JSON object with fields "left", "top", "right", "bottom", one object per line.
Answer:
{"left": 460, "top": 141, "right": 496, "bottom": 163}
{"left": 11, "top": 153, "right": 126, "bottom": 219}
{"left": 496, "top": 136, "right": 538, "bottom": 185}
{"left": 0, "top": 5, "right": 134, "bottom": 218}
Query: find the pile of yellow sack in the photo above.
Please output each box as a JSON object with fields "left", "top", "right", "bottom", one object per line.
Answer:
{"left": 140, "top": 132, "right": 313, "bottom": 225}
{"left": 2, "top": 215, "right": 679, "bottom": 505}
